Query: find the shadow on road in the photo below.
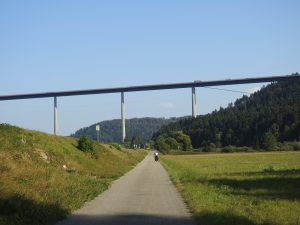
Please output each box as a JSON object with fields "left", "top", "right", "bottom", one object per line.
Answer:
{"left": 56, "top": 214, "right": 196, "bottom": 225}
{"left": 0, "top": 194, "right": 273, "bottom": 225}
{"left": 56, "top": 211, "right": 272, "bottom": 225}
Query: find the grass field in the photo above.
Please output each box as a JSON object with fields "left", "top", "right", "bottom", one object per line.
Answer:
{"left": 0, "top": 124, "right": 147, "bottom": 225}
{"left": 161, "top": 152, "right": 300, "bottom": 225}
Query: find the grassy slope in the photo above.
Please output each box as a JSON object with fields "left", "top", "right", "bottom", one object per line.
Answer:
{"left": 161, "top": 152, "right": 300, "bottom": 225}
{"left": 0, "top": 124, "right": 147, "bottom": 225}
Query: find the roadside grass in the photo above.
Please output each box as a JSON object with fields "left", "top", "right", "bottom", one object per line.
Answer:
{"left": 161, "top": 151, "right": 300, "bottom": 225}
{"left": 0, "top": 124, "right": 147, "bottom": 225}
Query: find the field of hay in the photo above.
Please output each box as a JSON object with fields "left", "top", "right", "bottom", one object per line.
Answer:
{"left": 161, "top": 151, "right": 300, "bottom": 225}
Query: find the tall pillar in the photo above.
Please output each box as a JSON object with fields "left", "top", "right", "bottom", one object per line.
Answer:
{"left": 54, "top": 96, "right": 58, "bottom": 135}
{"left": 121, "top": 92, "right": 126, "bottom": 142}
{"left": 192, "top": 87, "right": 196, "bottom": 118}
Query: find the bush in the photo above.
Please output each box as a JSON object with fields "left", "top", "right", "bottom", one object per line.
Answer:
{"left": 110, "top": 143, "right": 122, "bottom": 150}
{"left": 154, "top": 136, "right": 170, "bottom": 153}
{"left": 277, "top": 142, "right": 300, "bottom": 151}
{"left": 222, "top": 145, "right": 254, "bottom": 153}
{"left": 222, "top": 145, "right": 234, "bottom": 153}
{"left": 173, "top": 131, "right": 192, "bottom": 151}
{"left": 165, "top": 137, "right": 180, "bottom": 150}
{"left": 261, "top": 132, "right": 277, "bottom": 150}
{"left": 153, "top": 131, "right": 192, "bottom": 152}
{"left": 203, "top": 143, "right": 217, "bottom": 152}
{"left": 78, "top": 135, "right": 94, "bottom": 153}
{"left": 291, "top": 142, "right": 300, "bottom": 151}
{"left": 237, "top": 146, "right": 251, "bottom": 152}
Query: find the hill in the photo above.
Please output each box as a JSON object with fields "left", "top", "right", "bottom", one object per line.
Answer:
{"left": 0, "top": 124, "right": 146, "bottom": 225}
{"left": 153, "top": 80, "right": 300, "bottom": 150}
{"left": 71, "top": 117, "right": 181, "bottom": 144}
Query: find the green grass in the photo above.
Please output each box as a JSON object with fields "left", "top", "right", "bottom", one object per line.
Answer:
{"left": 161, "top": 151, "right": 300, "bottom": 225}
{"left": 0, "top": 124, "right": 147, "bottom": 225}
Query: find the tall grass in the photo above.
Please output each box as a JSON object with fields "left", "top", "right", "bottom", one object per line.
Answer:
{"left": 161, "top": 152, "right": 300, "bottom": 225}
{"left": 0, "top": 124, "right": 147, "bottom": 225}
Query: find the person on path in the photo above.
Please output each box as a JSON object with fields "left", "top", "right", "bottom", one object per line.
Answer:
{"left": 154, "top": 151, "right": 159, "bottom": 162}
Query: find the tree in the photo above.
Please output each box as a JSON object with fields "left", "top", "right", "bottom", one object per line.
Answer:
{"left": 261, "top": 132, "right": 277, "bottom": 150}
{"left": 270, "top": 123, "right": 280, "bottom": 139}
{"left": 72, "top": 117, "right": 181, "bottom": 144}
{"left": 203, "top": 142, "right": 217, "bottom": 152}
{"left": 215, "top": 132, "right": 222, "bottom": 148}
{"left": 154, "top": 136, "right": 170, "bottom": 153}
{"left": 173, "top": 131, "right": 192, "bottom": 151}
{"left": 123, "top": 136, "right": 130, "bottom": 148}
{"left": 152, "top": 80, "right": 300, "bottom": 150}
{"left": 130, "top": 136, "right": 141, "bottom": 148}
{"left": 78, "top": 135, "right": 94, "bottom": 153}
{"left": 165, "top": 137, "right": 180, "bottom": 150}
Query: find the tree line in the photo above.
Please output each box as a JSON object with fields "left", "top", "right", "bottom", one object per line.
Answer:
{"left": 71, "top": 117, "right": 182, "bottom": 144}
{"left": 153, "top": 80, "right": 300, "bottom": 151}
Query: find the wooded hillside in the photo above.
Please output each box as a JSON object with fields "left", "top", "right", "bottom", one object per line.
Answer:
{"left": 153, "top": 80, "right": 300, "bottom": 150}
{"left": 71, "top": 117, "right": 181, "bottom": 144}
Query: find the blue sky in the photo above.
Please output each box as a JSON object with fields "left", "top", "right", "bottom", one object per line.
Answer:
{"left": 0, "top": 0, "right": 299, "bottom": 135}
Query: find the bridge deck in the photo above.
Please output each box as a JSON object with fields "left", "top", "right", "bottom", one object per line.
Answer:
{"left": 0, "top": 74, "right": 299, "bottom": 101}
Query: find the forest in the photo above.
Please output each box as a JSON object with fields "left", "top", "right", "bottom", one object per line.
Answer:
{"left": 71, "top": 117, "right": 181, "bottom": 144}
{"left": 153, "top": 80, "right": 300, "bottom": 151}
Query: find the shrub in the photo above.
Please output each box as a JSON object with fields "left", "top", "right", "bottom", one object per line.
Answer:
{"left": 173, "top": 131, "right": 192, "bottom": 151}
{"left": 278, "top": 142, "right": 300, "bottom": 151}
{"left": 222, "top": 145, "right": 254, "bottom": 153}
{"left": 222, "top": 145, "right": 234, "bottom": 153}
{"left": 261, "top": 132, "right": 277, "bottom": 150}
{"left": 165, "top": 137, "right": 180, "bottom": 150}
{"left": 110, "top": 143, "right": 122, "bottom": 150}
{"left": 277, "top": 142, "right": 292, "bottom": 151}
{"left": 237, "top": 146, "right": 251, "bottom": 152}
{"left": 78, "top": 135, "right": 94, "bottom": 153}
{"left": 203, "top": 143, "right": 217, "bottom": 152}
{"left": 154, "top": 136, "right": 170, "bottom": 153}
{"left": 291, "top": 142, "right": 300, "bottom": 151}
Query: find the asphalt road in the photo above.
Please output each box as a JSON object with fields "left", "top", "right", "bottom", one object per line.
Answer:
{"left": 56, "top": 151, "right": 196, "bottom": 225}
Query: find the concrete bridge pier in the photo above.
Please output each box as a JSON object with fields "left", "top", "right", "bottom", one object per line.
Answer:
{"left": 192, "top": 87, "right": 196, "bottom": 118}
{"left": 121, "top": 92, "right": 126, "bottom": 142}
{"left": 54, "top": 96, "right": 58, "bottom": 135}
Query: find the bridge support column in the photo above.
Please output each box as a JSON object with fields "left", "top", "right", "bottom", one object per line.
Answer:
{"left": 121, "top": 92, "right": 126, "bottom": 142}
{"left": 192, "top": 87, "right": 196, "bottom": 118}
{"left": 54, "top": 96, "right": 58, "bottom": 135}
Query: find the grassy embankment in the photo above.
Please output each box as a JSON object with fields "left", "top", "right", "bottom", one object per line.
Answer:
{"left": 0, "top": 124, "right": 147, "bottom": 225}
{"left": 161, "top": 151, "right": 300, "bottom": 225}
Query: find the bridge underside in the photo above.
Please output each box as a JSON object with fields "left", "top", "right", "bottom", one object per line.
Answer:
{"left": 0, "top": 73, "right": 299, "bottom": 140}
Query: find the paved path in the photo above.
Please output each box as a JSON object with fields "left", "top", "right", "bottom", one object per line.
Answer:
{"left": 56, "top": 151, "right": 196, "bottom": 225}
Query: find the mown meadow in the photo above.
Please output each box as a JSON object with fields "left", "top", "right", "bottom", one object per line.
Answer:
{"left": 161, "top": 152, "right": 300, "bottom": 225}
{"left": 0, "top": 124, "right": 147, "bottom": 225}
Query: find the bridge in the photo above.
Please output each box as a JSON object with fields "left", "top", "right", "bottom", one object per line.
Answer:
{"left": 1, "top": 73, "right": 299, "bottom": 141}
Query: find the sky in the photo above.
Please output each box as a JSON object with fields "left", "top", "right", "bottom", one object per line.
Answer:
{"left": 0, "top": 0, "right": 299, "bottom": 136}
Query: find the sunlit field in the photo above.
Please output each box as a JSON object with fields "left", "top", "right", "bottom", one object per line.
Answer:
{"left": 161, "top": 152, "right": 300, "bottom": 225}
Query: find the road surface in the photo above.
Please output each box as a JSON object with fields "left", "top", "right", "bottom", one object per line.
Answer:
{"left": 56, "top": 151, "right": 196, "bottom": 225}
